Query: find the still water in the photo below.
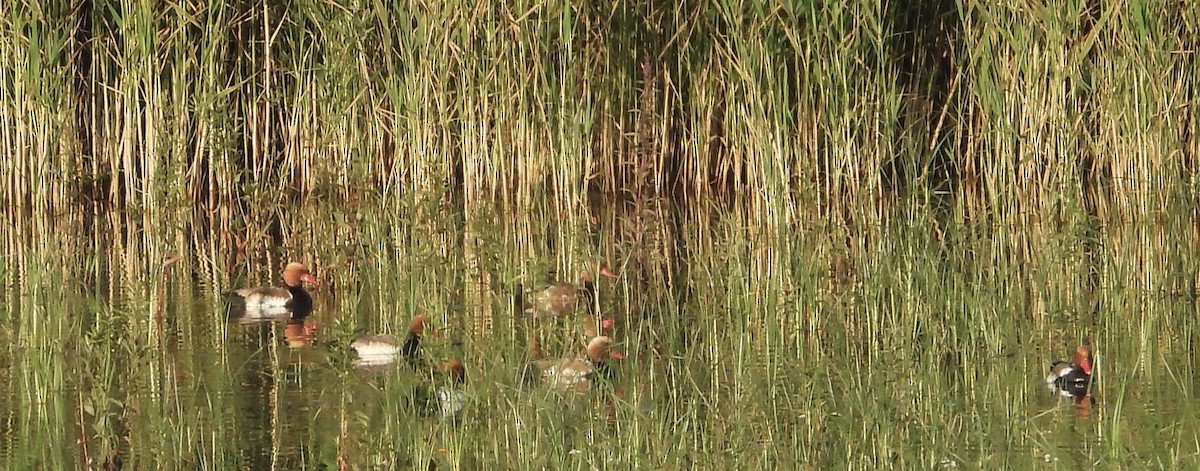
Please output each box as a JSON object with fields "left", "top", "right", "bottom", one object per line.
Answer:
{"left": 1, "top": 204, "right": 1199, "bottom": 469}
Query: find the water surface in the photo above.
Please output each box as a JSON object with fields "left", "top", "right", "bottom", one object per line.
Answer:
{"left": 1, "top": 202, "right": 1197, "bottom": 469}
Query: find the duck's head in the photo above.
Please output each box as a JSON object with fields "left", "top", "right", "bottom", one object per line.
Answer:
{"left": 1074, "top": 345, "right": 1093, "bottom": 375}
{"left": 282, "top": 262, "right": 319, "bottom": 287}
{"left": 599, "top": 264, "right": 618, "bottom": 279}
{"left": 409, "top": 314, "right": 444, "bottom": 339}
{"left": 580, "top": 264, "right": 619, "bottom": 284}
{"left": 586, "top": 336, "right": 626, "bottom": 363}
{"left": 446, "top": 359, "right": 466, "bottom": 384}
{"left": 410, "top": 315, "right": 428, "bottom": 335}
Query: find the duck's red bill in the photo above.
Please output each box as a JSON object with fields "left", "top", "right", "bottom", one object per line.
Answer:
{"left": 601, "top": 317, "right": 616, "bottom": 330}
{"left": 599, "top": 266, "right": 618, "bottom": 279}
{"left": 301, "top": 274, "right": 320, "bottom": 286}
{"left": 610, "top": 350, "right": 626, "bottom": 360}
{"left": 162, "top": 253, "right": 183, "bottom": 268}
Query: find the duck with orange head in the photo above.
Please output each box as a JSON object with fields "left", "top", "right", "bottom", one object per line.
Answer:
{"left": 227, "top": 262, "right": 320, "bottom": 321}
{"left": 436, "top": 359, "right": 468, "bottom": 418}
{"left": 352, "top": 315, "right": 434, "bottom": 369}
{"left": 523, "top": 336, "right": 625, "bottom": 393}
{"left": 517, "top": 263, "right": 619, "bottom": 358}
{"left": 1046, "top": 343, "right": 1094, "bottom": 398}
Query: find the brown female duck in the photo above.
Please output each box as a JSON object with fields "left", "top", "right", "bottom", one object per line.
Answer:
{"left": 519, "top": 265, "right": 618, "bottom": 320}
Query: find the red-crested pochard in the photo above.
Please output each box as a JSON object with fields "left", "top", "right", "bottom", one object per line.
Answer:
{"left": 519, "top": 265, "right": 618, "bottom": 320}
{"left": 412, "top": 357, "right": 469, "bottom": 418}
{"left": 1046, "top": 344, "right": 1093, "bottom": 398}
{"left": 438, "top": 359, "right": 468, "bottom": 418}
{"left": 352, "top": 315, "right": 431, "bottom": 368}
{"left": 523, "top": 336, "right": 625, "bottom": 393}
{"left": 228, "top": 262, "right": 319, "bottom": 320}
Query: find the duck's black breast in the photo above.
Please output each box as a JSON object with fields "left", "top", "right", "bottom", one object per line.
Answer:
{"left": 285, "top": 285, "right": 314, "bottom": 315}
{"left": 1055, "top": 370, "right": 1090, "bottom": 396}
{"left": 401, "top": 332, "right": 422, "bottom": 358}
{"left": 592, "top": 359, "right": 617, "bottom": 380}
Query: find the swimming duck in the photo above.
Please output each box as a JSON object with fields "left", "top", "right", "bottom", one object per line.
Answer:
{"left": 409, "top": 358, "right": 469, "bottom": 418}
{"left": 352, "top": 315, "right": 430, "bottom": 368}
{"left": 520, "top": 265, "right": 618, "bottom": 320}
{"left": 437, "top": 359, "right": 468, "bottom": 418}
{"left": 227, "top": 262, "right": 319, "bottom": 320}
{"left": 523, "top": 336, "right": 624, "bottom": 393}
{"left": 1046, "top": 344, "right": 1093, "bottom": 398}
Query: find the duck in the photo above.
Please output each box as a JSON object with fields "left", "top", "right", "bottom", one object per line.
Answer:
{"left": 437, "top": 359, "right": 468, "bottom": 418}
{"left": 410, "top": 358, "right": 468, "bottom": 419}
{"left": 352, "top": 315, "right": 430, "bottom": 368}
{"left": 227, "top": 262, "right": 320, "bottom": 321}
{"left": 519, "top": 264, "right": 618, "bottom": 321}
{"left": 523, "top": 336, "right": 625, "bottom": 393}
{"left": 1046, "top": 344, "right": 1093, "bottom": 398}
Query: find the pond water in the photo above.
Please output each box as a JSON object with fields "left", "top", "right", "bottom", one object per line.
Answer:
{"left": 1, "top": 201, "right": 1198, "bottom": 469}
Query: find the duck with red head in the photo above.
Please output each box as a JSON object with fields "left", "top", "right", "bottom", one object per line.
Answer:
{"left": 227, "top": 262, "right": 320, "bottom": 321}
{"left": 1046, "top": 344, "right": 1093, "bottom": 398}
{"left": 517, "top": 264, "right": 619, "bottom": 358}
{"left": 523, "top": 336, "right": 625, "bottom": 393}
{"left": 411, "top": 358, "right": 469, "bottom": 419}
{"left": 352, "top": 315, "right": 432, "bottom": 368}
{"left": 438, "top": 359, "right": 468, "bottom": 418}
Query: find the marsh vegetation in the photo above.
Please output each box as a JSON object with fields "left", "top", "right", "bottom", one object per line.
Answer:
{"left": 2, "top": 0, "right": 1199, "bottom": 469}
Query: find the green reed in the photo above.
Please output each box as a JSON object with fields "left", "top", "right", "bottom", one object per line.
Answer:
{"left": 2, "top": 0, "right": 1195, "bottom": 228}
{"left": 6, "top": 191, "right": 1200, "bottom": 468}
{"left": 3, "top": 0, "right": 1200, "bottom": 469}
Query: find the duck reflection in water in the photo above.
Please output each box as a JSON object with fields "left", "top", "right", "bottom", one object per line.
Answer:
{"left": 284, "top": 318, "right": 320, "bottom": 348}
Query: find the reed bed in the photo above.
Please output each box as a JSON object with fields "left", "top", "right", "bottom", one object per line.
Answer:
{"left": 2, "top": 0, "right": 1200, "bottom": 469}
{"left": 2, "top": 0, "right": 1193, "bottom": 222}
